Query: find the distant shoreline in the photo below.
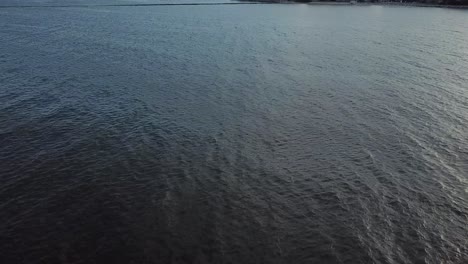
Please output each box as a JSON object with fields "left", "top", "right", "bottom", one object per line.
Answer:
{"left": 319, "top": 1, "right": 468, "bottom": 8}
{"left": 1, "top": 1, "right": 466, "bottom": 9}
{"left": 238, "top": 0, "right": 468, "bottom": 8}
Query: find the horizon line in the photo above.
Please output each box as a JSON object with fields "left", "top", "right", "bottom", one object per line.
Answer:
{"left": 0, "top": 2, "right": 271, "bottom": 9}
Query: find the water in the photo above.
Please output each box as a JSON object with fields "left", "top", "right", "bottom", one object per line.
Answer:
{"left": 1, "top": 2, "right": 468, "bottom": 263}
{"left": 0, "top": 0, "right": 235, "bottom": 6}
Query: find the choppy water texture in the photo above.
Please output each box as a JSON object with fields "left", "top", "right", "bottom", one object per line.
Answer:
{"left": 1, "top": 2, "right": 468, "bottom": 263}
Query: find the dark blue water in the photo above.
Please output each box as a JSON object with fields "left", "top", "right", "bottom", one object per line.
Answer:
{"left": 1, "top": 2, "right": 467, "bottom": 263}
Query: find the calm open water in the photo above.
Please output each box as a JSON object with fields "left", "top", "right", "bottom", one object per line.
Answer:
{"left": 1, "top": 2, "right": 468, "bottom": 263}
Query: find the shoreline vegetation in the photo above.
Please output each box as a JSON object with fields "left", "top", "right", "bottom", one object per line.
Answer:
{"left": 238, "top": 0, "right": 468, "bottom": 8}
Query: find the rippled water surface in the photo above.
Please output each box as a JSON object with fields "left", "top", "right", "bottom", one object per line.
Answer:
{"left": 1, "top": 2, "right": 468, "bottom": 263}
